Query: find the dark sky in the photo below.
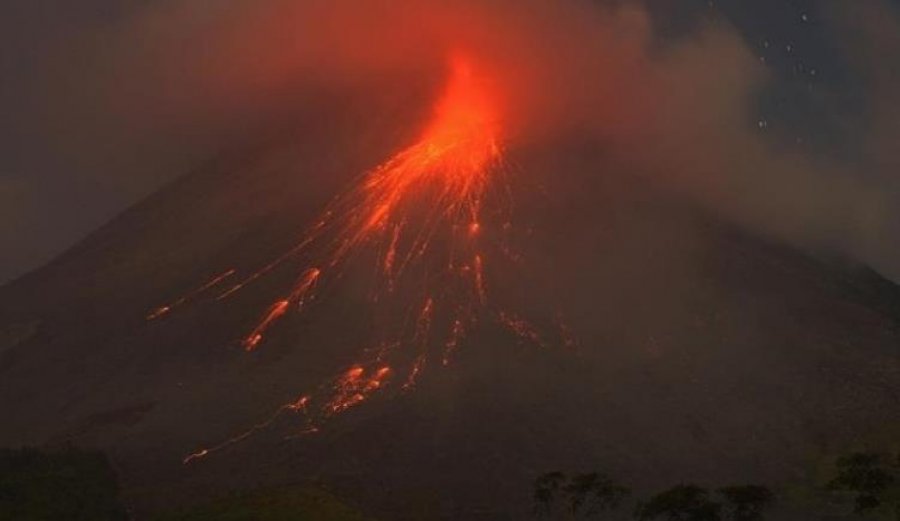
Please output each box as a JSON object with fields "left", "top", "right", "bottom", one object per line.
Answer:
{"left": 1, "top": 0, "right": 899, "bottom": 284}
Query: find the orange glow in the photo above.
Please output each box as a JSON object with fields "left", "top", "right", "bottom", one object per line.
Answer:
{"left": 326, "top": 365, "right": 393, "bottom": 415}
{"left": 241, "top": 268, "right": 320, "bottom": 351}
{"left": 443, "top": 317, "right": 467, "bottom": 366}
{"left": 183, "top": 449, "right": 209, "bottom": 465}
{"left": 230, "top": 53, "right": 502, "bottom": 352}
{"left": 147, "top": 269, "right": 235, "bottom": 321}
{"left": 404, "top": 355, "right": 426, "bottom": 390}
{"left": 243, "top": 300, "right": 290, "bottom": 351}
{"left": 333, "top": 52, "right": 502, "bottom": 265}
{"left": 178, "top": 53, "right": 577, "bottom": 464}
{"left": 287, "top": 395, "right": 310, "bottom": 411}
{"left": 499, "top": 311, "right": 547, "bottom": 348}
{"left": 473, "top": 254, "right": 486, "bottom": 304}
{"left": 182, "top": 391, "right": 315, "bottom": 464}
{"left": 288, "top": 268, "right": 321, "bottom": 306}
{"left": 415, "top": 297, "right": 435, "bottom": 341}
{"left": 416, "top": 54, "right": 501, "bottom": 178}
{"left": 147, "top": 305, "right": 171, "bottom": 321}
{"left": 383, "top": 224, "right": 401, "bottom": 277}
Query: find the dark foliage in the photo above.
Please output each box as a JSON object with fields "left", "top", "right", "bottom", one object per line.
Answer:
{"left": 534, "top": 471, "right": 630, "bottom": 519}
{"left": 534, "top": 472, "right": 567, "bottom": 518}
{"left": 150, "top": 486, "right": 372, "bottom": 521}
{"left": 0, "top": 446, "right": 127, "bottom": 521}
{"left": 564, "top": 472, "right": 631, "bottom": 518}
{"left": 534, "top": 471, "right": 776, "bottom": 521}
{"left": 826, "top": 451, "right": 899, "bottom": 516}
{"left": 717, "top": 485, "right": 774, "bottom": 521}
{"left": 634, "top": 485, "right": 722, "bottom": 521}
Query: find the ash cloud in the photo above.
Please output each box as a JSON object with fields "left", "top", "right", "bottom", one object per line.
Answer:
{"left": 1, "top": 0, "right": 899, "bottom": 282}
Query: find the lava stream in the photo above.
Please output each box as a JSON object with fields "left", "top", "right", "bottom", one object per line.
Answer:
{"left": 153, "top": 53, "right": 576, "bottom": 464}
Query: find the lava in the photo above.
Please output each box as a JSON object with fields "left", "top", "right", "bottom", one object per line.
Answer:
{"left": 326, "top": 365, "right": 392, "bottom": 415}
{"left": 443, "top": 317, "right": 467, "bottom": 366}
{"left": 147, "top": 269, "right": 235, "bottom": 320}
{"left": 154, "top": 52, "right": 574, "bottom": 463}
{"left": 223, "top": 52, "right": 502, "bottom": 357}
{"left": 473, "top": 254, "right": 487, "bottom": 304}
{"left": 499, "top": 311, "right": 547, "bottom": 348}
{"left": 241, "top": 268, "right": 320, "bottom": 351}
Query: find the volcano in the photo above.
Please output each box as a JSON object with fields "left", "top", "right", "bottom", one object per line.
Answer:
{"left": 1, "top": 68, "right": 899, "bottom": 520}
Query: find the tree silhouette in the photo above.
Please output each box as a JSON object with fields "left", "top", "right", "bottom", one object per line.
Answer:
{"left": 717, "top": 485, "right": 773, "bottom": 521}
{"left": 826, "top": 452, "right": 899, "bottom": 516}
{"left": 534, "top": 471, "right": 567, "bottom": 518}
{"left": 564, "top": 472, "right": 630, "bottom": 518}
{"left": 0, "top": 446, "right": 127, "bottom": 521}
{"left": 635, "top": 485, "right": 721, "bottom": 521}
{"left": 534, "top": 473, "right": 777, "bottom": 520}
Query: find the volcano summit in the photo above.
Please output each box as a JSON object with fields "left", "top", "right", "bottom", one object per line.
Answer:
{"left": 2, "top": 2, "right": 900, "bottom": 520}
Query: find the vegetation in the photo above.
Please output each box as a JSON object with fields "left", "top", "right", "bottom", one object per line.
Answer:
{"left": 0, "top": 447, "right": 370, "bottom": 521}
{"left": 533, "top": 450, "right": 900, "bottom": 520}
{"left": 635, "top": 485, "right": 722, "bottom": 521}
{"left": 825, "top": 451, "right": 900, "bottom": 519}
{"left": 534, "top": 475, "right": 773, "bottom": 520}
{"left": 534, "top": 471, "right": 567, "bottom": 517}
{"left": 151, "top": 486, "right": 375, "bottom": 521}
{"left": 717, "top": 486, "right": 774, "bottom": 521}
{"left": 4, "top": 445, "right": 899, "bottom": 520}
{"left": 535, "top": 471, "right": 630, "bottom": 519}
{"left": 0, "top": 446, "right": 127, "bottom": 521}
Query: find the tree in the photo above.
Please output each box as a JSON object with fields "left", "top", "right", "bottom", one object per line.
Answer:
{"left": 0, "top": 446, "right": 127, "bottom": 521}
{"left": 535, "top": 471, "right": 567, "bottom": 518}
{"left": 717, "top": 485, "right": 774, "bottom": 521}
{"left": 635, "top": 485, "right": 721, "bottom": 521}
{"left": 826, "top": 452, "right": 899, "bottom": 517}
{"left": 563, "top": 472, "right": 630, "bottom": 518}
{"left": 534, "top": 471, "right": 630, "bottom": 519}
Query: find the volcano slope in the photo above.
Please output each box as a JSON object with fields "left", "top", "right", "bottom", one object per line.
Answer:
{"left": 1, "top": 94, "right": 899, "bottom": 520}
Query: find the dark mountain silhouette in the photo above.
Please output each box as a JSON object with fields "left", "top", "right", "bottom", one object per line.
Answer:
{"left": 1, "top": 94, "right": 898, "bottom": 520}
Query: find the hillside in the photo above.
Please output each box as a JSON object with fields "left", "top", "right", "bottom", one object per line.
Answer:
{"left": 1, "top": 99, "right": 898, "bottom": 519}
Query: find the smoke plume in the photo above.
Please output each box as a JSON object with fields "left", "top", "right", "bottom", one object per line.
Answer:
{"left": 2, "top": 0, "right": 899, "bottom": 282}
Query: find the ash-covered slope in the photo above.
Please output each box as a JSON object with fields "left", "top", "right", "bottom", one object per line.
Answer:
{"left": 1, "top": 103, "right": 899, "bottom": 519}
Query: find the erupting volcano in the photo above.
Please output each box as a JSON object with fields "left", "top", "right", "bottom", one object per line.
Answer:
{"left": 6, "top": 4, "right": 900, "bottom": 519}
{"left": 146, "top": 53, "right": 572, "bottom": 463}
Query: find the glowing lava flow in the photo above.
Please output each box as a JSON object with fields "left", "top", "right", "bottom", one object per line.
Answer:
{"left": 177, "top": 54, "right": 503, "bottom": 355}
{"left": 242, "top": 268, "right": 320, "bottom": 351}
{"left": 159, "top": 53, "right": 575, "bottom": 464}
{"left": 147, "top": 269, "right": 236, "bottom": 320}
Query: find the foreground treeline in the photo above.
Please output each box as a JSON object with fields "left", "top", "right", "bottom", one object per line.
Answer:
{"left": 150, "top": 487, "right": 373, "bottom": 521}
{"left": 2, "top": 446, "right": 898, "bottom": 520}
{"left": 0, "top": 446, "right": 128, "bottom": 521}
{"left": 533, "top": 451, "right": 900, "bottom": 520}
{"left": 533, "top": 474, "right": 771, "bottom": 521}
{"left": 0, "top": 446, "right": 370, "bottom": 521}
{"left": 0, "top": 447, "right": 367, "bottom": 521}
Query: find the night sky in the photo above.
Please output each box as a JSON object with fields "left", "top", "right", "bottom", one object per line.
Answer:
{"left": 1, "top": 0, "right": 898, "bottom": 283}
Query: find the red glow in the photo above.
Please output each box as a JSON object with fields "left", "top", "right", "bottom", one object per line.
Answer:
{"left": 243, "top": 300, "right": 289, "bottom": 351}
{"left": 326, "top": 365, "right": 393, "bottom": 415}
{"left": 147, "top": 269, "right": 236, "bottom": 321}
{"left": 173, "top": 53, "right": 576, "bottom": 464}
{"left": 499, "top": 311, "right": 546, "bottom": 348}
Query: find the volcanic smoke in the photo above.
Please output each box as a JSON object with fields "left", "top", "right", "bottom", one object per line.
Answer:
{"left": 147, "top": 53, "right": 572, "bottom": 464}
